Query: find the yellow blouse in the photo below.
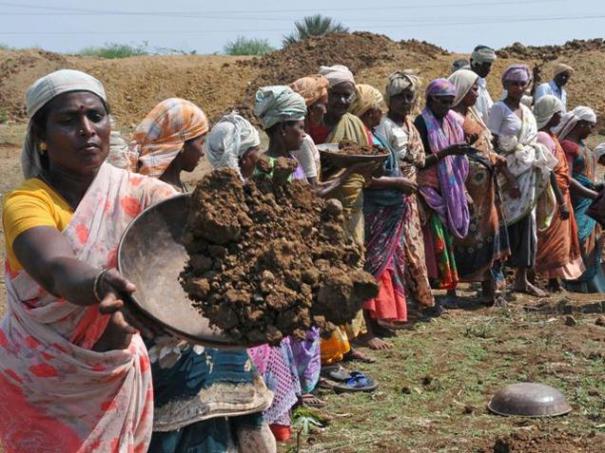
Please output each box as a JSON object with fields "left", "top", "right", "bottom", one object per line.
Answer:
{"left": 3, "top": 178, "right": 74, "bottom": 272}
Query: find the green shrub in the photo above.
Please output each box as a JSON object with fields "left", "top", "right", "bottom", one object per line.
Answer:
{"left": 283, "top": 15, "right": 348, "bottom": 46}
{"left": 78, "top": 42, "right": 149, "bottom": 59}
{"left": 224, "top": 36, "right": 274, "bottom": 56}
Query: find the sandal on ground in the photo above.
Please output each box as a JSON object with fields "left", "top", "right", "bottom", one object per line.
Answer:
{"left": 301, "top": 393, "right": 326, "bottom": 408}
{"left": 320, "top": 364, "right": 350, "bottom": 382}
{"left": 332, "top": 371, "right": 378, "bottom": 393}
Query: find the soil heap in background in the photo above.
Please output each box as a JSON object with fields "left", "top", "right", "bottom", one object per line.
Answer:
{"left": 180, "top": 158, "right": 378, "bottom": 345}
{"left": 3, "top": 35, "right": 605, "bottom": 131}
{"left": 497, "top": 38, "right": 605, "bottom": 60}
{"left": 232, "top": 32, "right": 449, "bottom": 123}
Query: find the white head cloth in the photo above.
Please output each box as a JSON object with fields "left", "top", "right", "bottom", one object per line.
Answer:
{"left": 384, "top": 70, "right": 421, "bottom": 103}
{"left": 205, "top": 112, "right": 261, "bottom": 174}
{"left": 533, "top": 95, "right": 564, "bottom": 130}
{"left": 22, "top": 69, "right": 107, "bottom": 178}
{"left": 318, "top": 64, "right": 355, "bottom": 88}
{"left": 554, "top": 106, "right": 597, "bottom": 141}
{"left": 471, "top": 45, "right": 497, "bottom": 64}
{"left": 594, "top": 143, "right": 605, "bottom": 161}
{"left": 254, "top": 85, "right": 307, "bottom": 130}
{"left": 448, "top": 69, "right": 479, "bottom": 107}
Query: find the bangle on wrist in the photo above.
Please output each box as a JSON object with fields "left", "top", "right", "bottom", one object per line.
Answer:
{"left": 93, "top": 269, "right": 109, "bottom": 302}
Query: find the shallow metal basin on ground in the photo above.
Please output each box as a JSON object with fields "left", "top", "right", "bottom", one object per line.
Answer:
{"left": 488, "top": 382, "right": 572, "bottom": 417}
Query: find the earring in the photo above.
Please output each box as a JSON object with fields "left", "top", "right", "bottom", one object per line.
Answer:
{"left": 38, "top": 142, "right": 48, "bottom": 154}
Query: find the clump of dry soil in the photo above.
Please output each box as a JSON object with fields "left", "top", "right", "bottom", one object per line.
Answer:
{"left": 180, "top": 158, "right": 378, "bottom": 345}
{"left": 336, "top": 140, "right": 385, "bottom": 156}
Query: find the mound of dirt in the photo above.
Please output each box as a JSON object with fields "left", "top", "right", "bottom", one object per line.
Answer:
{"left": 498, "top": 38, "right": 605, "bottom": 61}
{"left": 244, "top": 32, "right": 401, "bottom": 89}
{"left": 0, "top": 49, "right": 257, "bottom": 125}
{"left": 180, "top": 160, "right": 378, "bottom": 345}
{"left": 4, "top": 33, "right": 605, "bottom": 133}
{"left": 0, "top": 49, "right": 69, "bottom": 120}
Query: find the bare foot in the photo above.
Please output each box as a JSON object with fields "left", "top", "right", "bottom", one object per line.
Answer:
{"left": 344, "top": 348, "right": 376, "bottom": 364}
{"left": 357, "top": 334, "right": 392, "bottom": 350}
{"left": 513, "top": 282, "right": 547, "bottom": 297}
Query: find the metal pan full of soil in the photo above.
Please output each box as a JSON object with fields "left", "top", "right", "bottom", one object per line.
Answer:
{"left": 117, "top": 193, "right": 240, "bottom": 349}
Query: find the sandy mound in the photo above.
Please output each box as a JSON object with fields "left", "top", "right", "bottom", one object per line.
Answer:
{"left": 3, "top": 35, "right": 605, "bottom": 131}
{"left": 180, "top": 161, "right": 377, "bottom": 345}
{"left": 0, "top": 49, "right": 257, "bottom": 125}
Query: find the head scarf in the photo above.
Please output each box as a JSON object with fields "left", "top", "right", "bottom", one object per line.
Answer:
{"left": 553, "top": 63, "right": 574, "bottom": 78}
{"left": 290, "top": 75, "right": 329, "bottom": 106}
{"left": 384, "top": 70, "right": 421, "bottom": 103}
{"left": 205, "top": 112, "right": 261, "bottom": 175}
{"left": 533, "top": 95, "right": 564, "bottom": 130}
{"left": 254, "top": 85, "right": 307, "bottom": 130}
{"left": 501, "top": 64, "right": 531, "bottom": 85}
{"left": 22, "top": 69, "right": 107, "bottom": 179}
{"left": 554, "top": 106, "right": 597, "bottom": 141}
{"left": 451, "top": 59, "right": 471, "bottom": 74}
{"left": 130, "top": 98, "right": 209, "bottom": 177}
{"left": 425, "top": 78, "right": 456, "bottom": 98}
{"left": 595, "top": 143, "right": 605, "bottom": 161}
{"left": 448, "top": 69, "right": 479, "bottom": 107}
{"left": 318, "top": 64, "right": 355, "bottom": 88}
{"left": 349, "top": 84, "right": 386, "bottom": 117}
{"left": 471, "top": 45, "right": 497, "bottom": 64}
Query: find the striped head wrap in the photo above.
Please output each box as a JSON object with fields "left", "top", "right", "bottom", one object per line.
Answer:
{"left": 318, "top": 65, "right": 355, "bottom": 88}
{"left": 385, "top": 70, "right": 421, "bottom": 103}
{"left": 254, "top": 85, "right": 307, "bottom": 129}
{"left": 130, "top": 98, "right": 209, "bottom": 177}
{"left": 290, "top": 75, "right": 329, "bottom": 106}
{"left": 349, "top": 84, "right": 386, "bottom": 117}
{"left": 471, "top": 45, "right": 497, "bottom": 64}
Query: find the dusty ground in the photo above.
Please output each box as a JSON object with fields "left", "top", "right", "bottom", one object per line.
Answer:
{"left": 299, "top": 290, "right": 605, "bottom": 452}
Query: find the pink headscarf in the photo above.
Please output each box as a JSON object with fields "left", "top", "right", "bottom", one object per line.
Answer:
{"left": 501, "top": 64, "right": 531, "bottom": 85}
{"left": 425, "top": 78, "right": 456, "bottom": 98}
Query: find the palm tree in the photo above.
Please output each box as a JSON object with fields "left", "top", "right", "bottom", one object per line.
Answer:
{"left": 283, "top": 15, "right": 349, "bottom": 46}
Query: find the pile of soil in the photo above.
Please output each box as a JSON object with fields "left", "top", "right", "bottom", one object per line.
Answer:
{"left": 498, "top": 38, "right": 605, "bottom": 60}
{"left": 4, "top": 34, "right": 605, "bottom": 132}
{"left": 0, "top": 49, "right": 257, "bottom": 124}
{"left": 243, "top": 32, "right": 402, "bottom": 89}
{"left": 336, "top": 140, "right": 385, "bottom": 156}
{"left": 0, "top": 49, "right": 69, "bottom": 120}
{"left": 180, "top": 159, "right": 378, "bottom": 345}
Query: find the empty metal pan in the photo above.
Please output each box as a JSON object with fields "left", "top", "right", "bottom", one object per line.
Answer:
{"left": 488, "top": 382, "right": 572, "bottom": 417}
{"left": 117, "top": 193, "right": 239, "bottom": 348}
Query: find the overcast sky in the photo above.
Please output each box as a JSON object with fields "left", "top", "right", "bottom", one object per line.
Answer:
{"left": 0, "top": 0, "right": 603, "bottom": 54}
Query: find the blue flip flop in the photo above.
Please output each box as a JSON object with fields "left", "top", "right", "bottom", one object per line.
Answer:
{"left": 333, "top": 371, "right": 378, "bottom": 393}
